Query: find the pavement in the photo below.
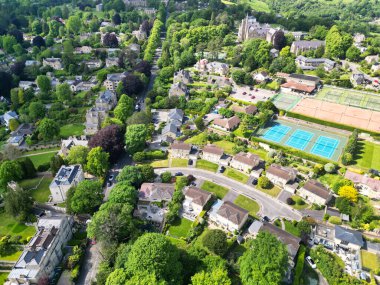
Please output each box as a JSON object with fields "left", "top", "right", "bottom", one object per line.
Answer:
{"left": 156, "top": 167, "right": 302, "bottom": 221}
{"left": 76, "top": 243, "right": 102, "bottom": 285}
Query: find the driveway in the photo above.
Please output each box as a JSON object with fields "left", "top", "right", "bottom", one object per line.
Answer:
{"left": 156, "top": 168, "right": 302, "bottom": 221}
{"left": 223, "top": 190, "right": 238, "bottom": 202}
{"left": 76, "top": 243, "right": 102, "bottom": 285}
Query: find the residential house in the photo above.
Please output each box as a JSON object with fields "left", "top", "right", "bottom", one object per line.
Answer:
{"left": 231, "top": 104, "right": 257, "bottom": 115}
{"left": 19, "top": 80, "right": 36, "bottom": 90}
{"left": 95, "top": 90, "right": 117, "bottom": 111}
{"left": 132, "top": 28, "right": 147, "bottom": 41}
{"left": 49, "top": 165, "right": 84, "bottom": 202}
{"left": 202, "top": 144, "right": 224, "bottom": 164}
{"left": 207, "top": 75, "right": 232, "bottom": 87}
{"left": 58, "top": 136, "right": 88, "bottom": 157}
{"left": 96, "top": 3, "right": 103, "bottom": 11}
{"left": 173, "top": 69, "right": 192, "bottom": 84}
{"left": 6, "top": 215, "right": 74, "bottom": 285}
{"left": 74, "top": 46, "right": 93, "bottom": 54}
{"left": 334, "top": 226, "right": 364, "bottom": 251}
{"left": 295, "top": 55, "right": 336, "bottom": 71}
{"left": 169, "top": 82, "right": 188, "bottom": 97}
{"left": 290, "top": 40, "right": 325, "bottom": 55}
{"left": 83, "top": 59, "right": 102, "bottom": 69}
{"left": 270, "top": 48, "right": 279, "bottom": 58}
{"left": 7, "top": 135, "right": 24, "bottom": 146}
{"left": 161, "top": 123, "right": 179, "bottom": 141}
{"left": 209, "top": 200, "right": 249, "bottom": 231}
{"left": 85, "top": 107, "right": 107, "bottom": 135}
{"left": 169, "top": 142, "right": 192, "bottom": 158}
{"left": 104, "top": 72, "right": 128, "bottom": 91}
{"left": 25, "top": 60, "right": 40, "bottom": 67}
{"left": 345, "top": 170, "right": 380, "bottom": 199}
{"left": 354, "top": 33, "right": 366, "bottom": 44}
{"left": 291, "top": 31, "right": 307, "bottom": 41}
{"left": 194, "top": 59, "right": 208, "bottom": 72}
{"left": 206, "top": 61, "right": 229, "bottom": 76}
{"left": 70, "top": 79, "right": 97, "bottom": 92}
{"left": 167, "top": 108, "right": 184, "bottom": 128}
{"left": 183, "top": 186, "right": 212, "bottom": 216}
{"left": 350, "top": 73, "right": 365, "bottom": 86}
{"left": 230, "top": 152, "right": 261, "bottom": 173}
{"left": 365, "top": 55, "right": 379, "bottom": 64}
{"left": 371, "top": 63, "right": 380, "bottom": 73}
{"left": 213, "top": 116, "right": 241, "bottom": 132}
{"left": 127, "top": 43, "right": 141, "bottom": 53}
{"left": 298, "top": 179, "right": 332, "bottom": 205}
{"left": 106, "top": 57, "right": 119, "bottom": 68}
{"left": 8, "top": 123, "right": 34, "bottom": 146}
{"left": 266, "top": 164, "right": 297, "bottom": 187}
{"left": 125, "top": 0, "right": 147, "bottom": 7}
{"left": 281, "top": 73, "right": 321, "bottom": 94}
{"left": 254, "top": 71, "right": 270, "bottom": 83}
{"left": 0, "top": 111, "right": 18, "bottom": 127}
{"left": 42, "top": 58, "right": 63, "bottom": 70}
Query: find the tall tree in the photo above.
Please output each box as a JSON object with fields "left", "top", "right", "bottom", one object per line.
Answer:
{"left": 4, "top": 188, "right": 33, "bottom": 221}
{"left": 125, "top": 124, "right": 147, "bottom": 154}
{"left": 29, "top": 102, "right": 46, "bottom": 122}
{"left": 36, "top": 75, "right": 51, "bottom": 93}
{"left": 325, "top": 25, "right": 353, "bottom": 59}
{"left": 114, "top": 94, "right": 134, "bottom": 123}
{"left": 67, "top": 145, "right": 89, "bottom": 166}
{"left": 56, "top": 83, "right": 72, "bottom": 102}
{"left": 0, "top": 160, "right": 24, "bottom": 184}
{"left": 71, "top": 180, "right": 104, "bottom": 214}
{"left": 191, "top": 268, "right": 231, "bottom": 285}
{"left": 66, "top": 15, "right": 81, "bottom": 34}
{"left": 37, "top": 118, "right": 59, "bottom": 141}
{"left": 239, "top": 232, "right": 288, "bottom": 285}
{"left": 86, "top": 147, "right": 109, "bottom": 177}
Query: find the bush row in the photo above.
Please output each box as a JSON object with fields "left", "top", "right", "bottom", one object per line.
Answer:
{"left": 133, "top": 150, "right": 167, "bottom": 162}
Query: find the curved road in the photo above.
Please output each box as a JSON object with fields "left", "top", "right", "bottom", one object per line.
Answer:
{"left": 156, "top": 168, "right": 302, "bottom": 221}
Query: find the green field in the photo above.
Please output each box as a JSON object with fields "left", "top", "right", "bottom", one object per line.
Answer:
{"left": 201, "top": 181, "right": 229, "bottom": 199}
{"left": 223, "top": 168, "right": 249, "bottom": 183}
{"left": 168, "top": 218, "right": 192, "bottom": 238}
{"left": 354, "top": 141, "right": 380, "bottom": 170}
{"left": 238, "top": 0, "right": 270, "bottom": 12}
{"left": 19, "top": 176, "right": 53, "bottom": 203}
{"left": 0, "top": 211, "right": 36, "bottom": 240}
{"left": 234, "top": 195, "right": 260, "bottom": 217}
{"left": 213, "top": 140, "right": 236, "bottom": 154}
{"left": 171, "top": 158, "right": 189, "bottom": 167}
{"left": 361, "top": 250, "right": 380, "bottom": 271}
{"left": 23, "top": 147, "right": 59, "bottom": 155}
{"left": 0, "top": 250, "right": 23, "bottom": 261}
{"left": 291, "top": 195, "right": 310, "bottom": 210}
{"left": 185, "top": 132, "right": 208, "bottom": 145}
{"left": 284, "top": 220, "right": 301, "bottom": 237}
{"left": 59, "top": 123, "right": 85, "bottom": 138}
{"left": 22, "top": 148, "right": 59, "bottom": 168}
{"left": 151, "top": 159, "right": 169, "bottom": 168}
{"left": 248, "top": 147, "right": 268, "bottom": 160}
{"left": 196, "top": 159, "right": 218, "bottom": 172}
{"left": 256, "top": 184, "right": 282, "bottom": 197}
{"left": 0, "top": 272, "right": 9, "bottom": 284}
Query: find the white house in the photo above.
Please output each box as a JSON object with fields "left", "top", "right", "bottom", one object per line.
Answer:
{"left": 266, "top": 164, "right": 297, "bottom": 187}
{"left": 0, "top": 111, "right": 18, "bottom": 127}
{"left": 298, "top": 179, "right": 332, "bottom": 205}
{"left": 202, "top": 144, "right": 224, "bottom": 164}
{"left": 230, "top": 152, "right": 261, "bottom": 173}
{"left": 42, "top": 58, "right": 63, "bottom": 70}
{"left": 169, "top": 142, "right": 192, "bottom": 159}
{"left": 254, "top": 71, "right": 270, "bottom": 83}
{"left": 213, "top": 116, "right": 240, "bottom": 132}
{"left": 6, "top": 215, "right": 74, "bottom": 285}
{"left": 209, "top": 200, "right": 249, "bottom": 231}
{"left": 345, "top": 170, "right": 380, "bottom": 199}
{"left": 183, "top": 186, "right": 212, "bottom": 216}
{"left": 49, "top": 165, "right": 84, "bottom": 202}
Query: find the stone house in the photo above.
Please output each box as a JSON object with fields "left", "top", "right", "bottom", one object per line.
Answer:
{"left": 213, "top": 116, "right": 241, "bottom": 132}
{"left": 58, "top": 136, "right": 88, "bottom": 157}
{"left": 106, "top": 57, "right": 119, "bottom": 67}
{"left": 295, "top": 56, "right": 336, "bottom": 71}
{"left": 169, "top": 142, "right": 192, "bottom": 158}
{"left": 345, "top": 170, "right": 380, "bottom": 199}
{"left": 83, "top": 59, "right": 102, "bottom": 69}
{"left": 85, "top": 107, "right": 107, "bottom": 135}
{"left": 173, "top": 69, "right": 192, "bottom": 84}
{"left": 298, "top": 179, "right": 332, "bottom": 205}
{"left": 266, "top": 164, "right": 297, "bottom": 187}
{"left": 183, "top": 186, "right": 212, "bottom": 216}
{"left": 231, "top": 104, "right": 257, "bottom": 115}
{"left": 169, "top": 82, "right": 188, "bottom": 97}
{"left": 42, "top": 58, "right": 63, "bottom": 70}
{"left": 230, "top": 152, "right": 261, "bottom": 173}
{"left": 49, "top": 165, "right": 84, "bottom": 202}
{"left": 95, "top": 90, "right": 117, "bottom": 111}
{"left": 290, "top": 40, "right": 325, "bottom": 55}
{"left": 334, "top": 226, "right": 364, "bottom": 251}
{"left": 104, "top": 72, "right": 128, "bottom": 91}
{"left": 74, "top": 46, "right": 93, "bottom": 54}
{"left": 202, "top": 144, "right": 224, "bottom": 164}
{"left": 209, "top": 200, "right": 249, "bottom": 231}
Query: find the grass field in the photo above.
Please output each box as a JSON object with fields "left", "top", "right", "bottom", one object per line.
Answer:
{"left": 354, "top": 141, "right": 380, "bottom": 170}
{"left": 201, "top": 181, "right": 229, "bottom": 199}
{"left": 0, "top": 211, "right": 36, "bottom": 240}
{"left": 168, "top": 218, "right": 192, "bottom": 238}
{"left": 213, "top": 140, "right": 236, "bottom": 154}
{"left": 19, "top": 176, "right": 53, "bottom": 203}
{"left": 248, "top": 147, "right": 268, "bottom": 160}
{"left": 233, "top": 126, "right": 252, "bottom": 138}
{"left": 196, "top": 159, "right": 218, "bottom": 172}
{"left": 185, "top": 132, "right": 208, "bottom": 145}
{"left": 256, "top": 184, "right": 282, "bottom": 197}
{"left": 291, "top": 195, "right": 310, "bottom": 210}
{"left": 0, "top": 250, "right": 23, "bottom": 261}
{"left": 59, "top": 123, "right": 85, "bottom": 138}
{"left": 284, "top": 220, "right": 301, "bottom": 237}
{"left": 238, "top": 0, "right": 270, "bottom": 12}
{"left": 234, "top": 195, "right": 260, "bottom": 217}
{"left": 318, "top": 173, "right": 344, "bottom": 189}
{"left": 0, "top": 272, "right": 9, "bottom": 284}
{"left": 171, "top": 158, "right": 188, "bottom": 167}
{"left": 23, "top": 147, "right": 59, "bottom": 155}
{"left": 150, "top": 159, "right": 169, "bottom": 168}
{"left": 361, "top": 250, "right": 380, "bottom": 271}
{"left": 29, "top": 152, "right": 56, "bottom": 168}
{"left": 223, "top": 168, "right": 249, "bottom": 183}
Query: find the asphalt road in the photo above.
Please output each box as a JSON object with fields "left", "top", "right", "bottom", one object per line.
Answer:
{"left": 76, "top": 243, "right": 102, "bottom": 285}
{"left": 156, "top": 168, "right": 302, "bottom": 221}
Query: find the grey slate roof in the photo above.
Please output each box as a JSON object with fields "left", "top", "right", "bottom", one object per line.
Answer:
{"left": 162, "top": 123, "right": 178, "bottom": 136}
{"left": 335, "top": 226, "right": 364, "bottom": 247}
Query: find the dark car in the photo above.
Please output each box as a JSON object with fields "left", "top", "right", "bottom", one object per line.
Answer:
{"left": 218, "top": 166, "right": 225, "bottom": 173}
{"left": 175, "top": 172, "right": 183, "bottom": 176}
{"left": 252, "top": 178, "right": 258, "bottom": 185}
{"left": 261, "top": 216, "right": 270, "bottom": 222}
{"left": 188, "top": 159, "right": 193, "bottom": 165}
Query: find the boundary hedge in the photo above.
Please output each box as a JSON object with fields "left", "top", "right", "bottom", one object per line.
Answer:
{"left": 293, "top": 245, "right": 306, "bottom": 285}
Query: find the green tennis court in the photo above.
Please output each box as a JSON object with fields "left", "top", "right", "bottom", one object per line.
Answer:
{"left": 271, "top": 93, "right": 302, "bottom": 111}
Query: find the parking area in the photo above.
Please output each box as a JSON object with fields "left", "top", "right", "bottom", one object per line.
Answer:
{"left": 152, "top": 109, "right": 169, "bottom": 126}
{"left": 230, "top": 85, "right": 277, "bottom": 104}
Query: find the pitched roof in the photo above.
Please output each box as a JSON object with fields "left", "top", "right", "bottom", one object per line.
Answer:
{"left": 335, "top": 226, "right": 363, "bottom": 247}
{"left": 184, "top": 186, "right": 212, "bottom": 207}
{"left": 231, "top": 104, "right": 257, "bottom": 115}
{"left": 213, "top": 115, "right": 241, "bottom": 129}
{"left": 233, "top": 152, "right": 260, "bottom": 167}
{"left": 281, "top": 81, "right": 316, "bottom": 93}
{"left": 170, "top": 142, "right": 191, "bottom": 151}
{"left": 292, "top": 40, "right": 325, "bottom": 49}
{"left": 139, "top": 183, "right": 175, "bottom": 201}
{"left": 302, "top": 179, "right": 331, "bottom": 199}
{"left": 162, "top": 123, "right": 178, "bottom": 135}
{"left": 203, "top": 144, "right": 224, "bottom": 156}
{"left": 267, "top": 164, "right": 297, "bottom": 181}
{"left": 217, "top": 201, "right": 248, "bottom": 226}
{"left": 344, "top": 170, "right": 380, "bottom": 192}
{"left": 289, "top": 73, "right": 321, "bottom": 82}
{"left": 168, "top": 108, "right": 184, "bottom": 121}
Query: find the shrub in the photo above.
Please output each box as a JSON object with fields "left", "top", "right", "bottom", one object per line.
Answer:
{"left": 286, "top": 197, "right": 295, "bottom": 205}
{"left": 37, "top": 162, "right": 50, "bottom": 172}
{"left": 258, "top": 176, "right": 273, "bottom": 189}
{"left": 70, "top": 264, "right": 80, "bottom": 281}
{"left": 328, "top": 216, "right": 342, "bottom": 225}
{"left": 324, "top": 163, "right": 336, "bottom": 173}
{"left": 161, "top": 171, "right": 172, "bottom": 183}
{"left": 202, "top": 229, "right": 228, "bottom": 256}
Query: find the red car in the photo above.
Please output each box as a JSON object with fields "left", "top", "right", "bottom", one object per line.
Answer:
{"left": 251, "top": 96, "right": 255, "bottom": 99}
{"left": 243, "top": 92, "right": 247, "bottom": 95}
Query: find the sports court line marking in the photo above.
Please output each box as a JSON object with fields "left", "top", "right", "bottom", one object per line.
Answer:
{"left": 310, "top": 136, "right": 340, "bottom": 159}
{"left": 285, "top": 129, "right": 314, "bottom": 150}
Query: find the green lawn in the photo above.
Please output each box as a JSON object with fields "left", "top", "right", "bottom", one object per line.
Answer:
{"left": 284, "top": 220, "right": 301, "bottom": 237}
{"left": 0, "top": 272, "right": 9, "bottom": 284}
{"left": 234, "top": 195, "right": 260, "bottom": 217}
{"left": 213, "top": 140, "right": 236, "bottom": 154}
{"left": 19, "top": 176, "right": 53, "bottom": 203}
{"left": 23, "top": 147, "right": 59, "bottom": 155}
{"left": 0, "top": 211, "right": 36, "bottom": 240}
{"left": 185, "top": 132, "right": 208, "bottom": 145}
{"left": 223, "top": 168, "right": 249, "bottom": 183}
{"left": 167, "top": 236, "right": 188, "bottom": 249}
{"left": 233, "top": 126, "right": 252, "bottom": 138}
{"left": 318, "top": 173, "right": 344, "bottom": 189}
{"left": 171, "top": 158, "right": 188, "bottom": 167}
{"left": 256, "top": 185, "right": 282, "bottom": 197}
{"left": 168, "top": 218, "right": 193, "bottom": 238}
{"left": 291, "top": 195, "right": 310, "bottom": 210}
{"left": 22, "top": 148, "right": 59, "bottom": 168}
{"left": 238, "top": 0, "right": 270, "bottom": 12}
{"left": 354, "top": 141, "right": 380, "bottom": 170}
{"left": 196, "top": 159, "right": 218, "bottom": 172}
{"left": 248, "top": 147, "right": 268, "bottom": 160}
{"left": 0, "top": 250, "right": 22, "bottom": 261}
{"left": 361, "top": 250, "right": 380, "bottom": 271}
{"left": 150, "top": 159, "right": 169, "bottom": 168}
{"left": 59, "top": 123, "right": 85, "bottom": 138}
{"left": 201, "top": 180, "right": 229, "bottom": 199}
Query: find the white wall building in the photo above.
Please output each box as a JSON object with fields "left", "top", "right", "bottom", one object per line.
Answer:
{"left": 49, "top": 165, "right": 84, "bottom": 202}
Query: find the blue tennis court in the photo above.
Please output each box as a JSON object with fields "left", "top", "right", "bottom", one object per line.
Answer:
{"left": 310, "top": 136, "right": 339, "bottom": 159}
{"left": 286, "top": 130, "right": 314, "bottom": 150}
{"left": 262, "top": 124, "right": 291, "bottom": 143}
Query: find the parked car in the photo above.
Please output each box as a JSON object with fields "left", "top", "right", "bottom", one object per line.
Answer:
{"left": 108, "top": 175, "right": 114, "bottom": 181}
{"left": 219, "top": 166, "right": 225, "bottom": 173}
{"left": 261, "top": 216, "right": 270, "bottom": 222}
{"left": 188, "top": 159, "right": 193, "bottom": 165}
{"left": 306, "top": 256, "right": 316, "bottom": 269}
{"left": 175, "top": 172, "right": 183, "bottom": 176}
{"left": 252, "top": 178, "right": 258, "bottom": 185}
